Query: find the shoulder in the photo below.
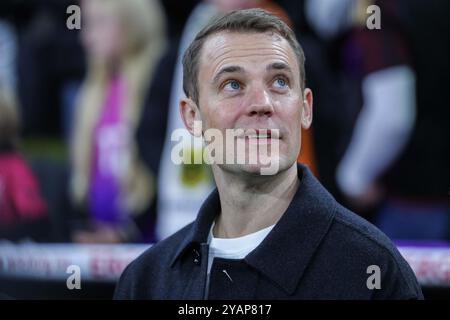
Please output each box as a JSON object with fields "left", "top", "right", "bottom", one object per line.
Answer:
{"left": 326, "top": 203, "right": 423, "bottom": 299}
{"left": 114, "top": 222, "right": 193, "bottom": 299}
{"left": 332, "top": 203, "right": 397, "bottom": 254}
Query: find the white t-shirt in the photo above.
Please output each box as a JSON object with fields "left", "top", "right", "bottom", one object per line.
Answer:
{"left": 205, "top": 222, "right": 275, "bottom": 296}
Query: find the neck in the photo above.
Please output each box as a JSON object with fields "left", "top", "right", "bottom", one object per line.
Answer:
{"left": 212, "top": 163, "right": 299, "bottom": 238}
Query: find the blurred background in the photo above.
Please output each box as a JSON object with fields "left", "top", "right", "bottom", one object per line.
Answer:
{"left": 0, "top": 0, "right": 449, "bottom": 299}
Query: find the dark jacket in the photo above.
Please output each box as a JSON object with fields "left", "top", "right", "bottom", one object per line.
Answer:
{"left": 114, "top": 165, "right": 423, "bottom": 300}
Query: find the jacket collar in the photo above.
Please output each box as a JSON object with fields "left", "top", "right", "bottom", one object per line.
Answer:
{"left": 170, "top": 164, "right": 337, "bottom": 294}
{"left": 170, "top": 189, "right": 220, "bottom": 266}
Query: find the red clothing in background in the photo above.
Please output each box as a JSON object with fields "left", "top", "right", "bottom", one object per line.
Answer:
{"left": 0, "top": 152, "right": 47, "bottom": 227}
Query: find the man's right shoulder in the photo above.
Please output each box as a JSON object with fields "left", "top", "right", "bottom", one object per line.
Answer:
{"left": 137, "top": 222, "right": 193, "bottom": 267}
{"left": 113, "top": 222, "right": 194, "bottom": 299}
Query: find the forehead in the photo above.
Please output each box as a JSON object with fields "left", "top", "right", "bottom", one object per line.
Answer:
{"left": 199, "top": 31, "right": 299, "bottom": 77}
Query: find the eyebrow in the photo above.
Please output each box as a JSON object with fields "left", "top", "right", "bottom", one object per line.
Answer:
{"left": 266, "top": 62, "right": 293, "bottom": 74}
{"left": 212, "top": 65, "right": 244, "bottom": 84}
{"left": 212, "top": 62, "right": 293, "bottom": 85}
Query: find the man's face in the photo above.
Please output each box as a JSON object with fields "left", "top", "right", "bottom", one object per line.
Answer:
{"left": 186, "top": 31, "right": 312, "bottom": 176}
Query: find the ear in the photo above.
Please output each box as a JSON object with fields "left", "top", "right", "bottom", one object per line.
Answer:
{"left": 180, "top": 97, "right": 202, "bottom": 136}
{"left": 301, "top": 88, "right": 313, "bottom": 129}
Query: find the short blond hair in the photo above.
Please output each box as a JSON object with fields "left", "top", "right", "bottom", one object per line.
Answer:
{"left": 183, "top": 8, "right": 306, "bottom": 105}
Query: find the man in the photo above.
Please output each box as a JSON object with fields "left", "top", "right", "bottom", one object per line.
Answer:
{"left": 114, "top": 8, "right": 423, "bottom": 299}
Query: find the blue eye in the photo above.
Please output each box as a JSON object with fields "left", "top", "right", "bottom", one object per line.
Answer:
{"left": 274, "top": 78, "right": 287, "bottom": 88}
{"left": 224, "top": 80, "right": 241, "bottom": 91}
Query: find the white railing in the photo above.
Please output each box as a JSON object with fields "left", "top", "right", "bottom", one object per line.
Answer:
{"left": 0, "top": 243, "right": 148, "bottom": 282}
{"left": 1, "top": 243, "right": 450, "bottom": 287}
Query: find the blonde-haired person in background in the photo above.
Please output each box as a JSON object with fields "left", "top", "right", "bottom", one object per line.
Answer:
{"left": 70, "top": 0, "right": 166, "bottom": 243}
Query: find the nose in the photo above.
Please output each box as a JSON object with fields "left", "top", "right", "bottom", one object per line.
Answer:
{"left": 246, "top": 86, "right": 274, "bottom": 117}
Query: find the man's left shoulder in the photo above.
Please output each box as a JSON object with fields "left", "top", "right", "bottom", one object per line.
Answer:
{"left": 326, "top": 204, "right": 423, "bottom": 299}
{"left": 332, "top": 204, "right": 398, "bottom": 254}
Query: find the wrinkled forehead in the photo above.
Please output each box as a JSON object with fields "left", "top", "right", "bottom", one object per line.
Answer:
{"left": 199, "top": 31, "right": 299, "bottom": 76}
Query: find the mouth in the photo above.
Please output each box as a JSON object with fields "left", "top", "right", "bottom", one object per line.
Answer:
{"left": 237, "top": 129, "right": 281, "bottom": 146}
{"left": 241, "top": 129, "right": 280, "bottom": 140}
